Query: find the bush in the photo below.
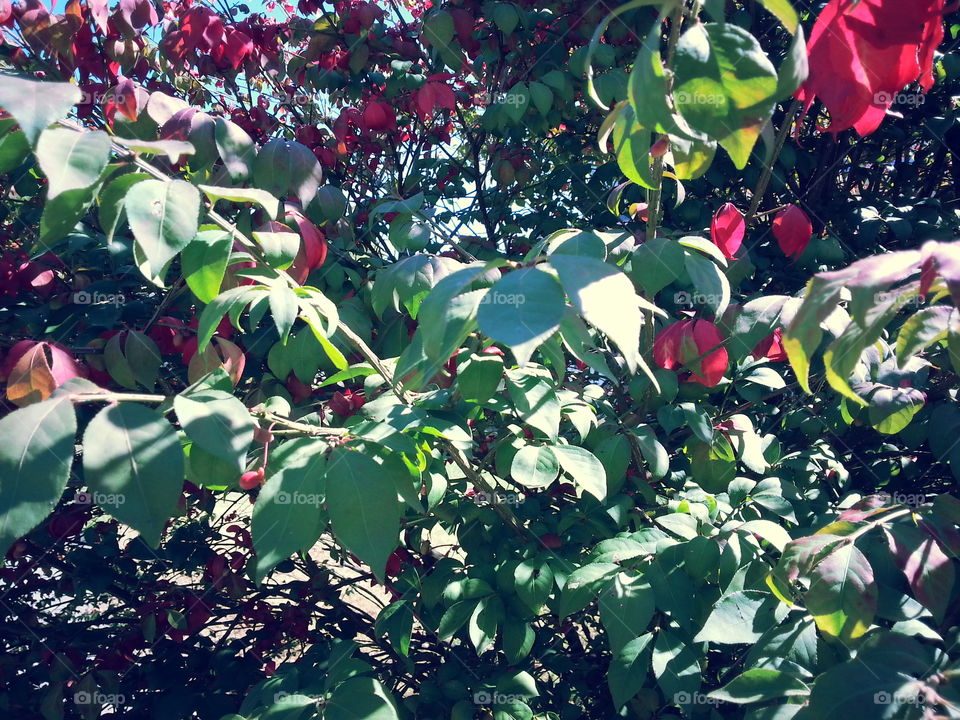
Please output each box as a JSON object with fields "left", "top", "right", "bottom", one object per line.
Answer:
{"left": 1, "top": 0, "right": 959, "bottom": 719}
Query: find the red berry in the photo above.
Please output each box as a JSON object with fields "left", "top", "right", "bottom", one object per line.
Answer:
{"left": 239, "top": 470, "right": 261, "bottom": 490}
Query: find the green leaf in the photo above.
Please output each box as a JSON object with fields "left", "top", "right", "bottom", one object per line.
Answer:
{"left": 423, "top": 8, "right": 454, "bottom": 47}
{"left": 126, "top": 179, "right": 201, "bottom": 279}
{"left": 528, "top": 81, "right": 553, "bottom": 116}
{"left": 804, "top": 542, "right": 877, "bottom": 644}
{"left": 612, "top": 103, "right": 656, "bottom": 189}
{"left": 629, "top": 425, "right": 669, "bottom": 479}
{"left": 757, "top": 0, "right": 799, "bottom": 33}
{"left": 457, "top": 353, "right": 503, "bottom": 404}
{"left": 0, "top": 397, "right": 76, "bottom": 556}
{"left": 491, "top": 2, "right": 521, "bottom": 35}
{"left": 684, "top": 252, "right": 730, "bottom": 318}
{"left": 252, "top": 438, "right": 327, "bottom": 582}
{"left": 558, "top": 562, "right": 620, "bottom": 617}
{"left": 710, "top": 669, "right": 809, "bottom": 704}
{"left": 0, "top": 74, "right": 81, "bottom": 146}
{"left": 673, "top": 24, "right": 778, "bottom": 169}
{"left": 173, "top": 390, "right": 254, "bottom": 470}
{"left": 678, "top": 235, "right": 728, "bottom": 268}
{"left": 514, "top": 560, "right": 554, "bottom": 611}
{"left": 502, "top": 617, "right": 535, "bottom": 664}
{"left": 0, "top": 128, "right": 29, "bottom": 172}
{"left": 776, "top": 25, "right": 808, "bottom": 97}
{"left": 505, "top": 370, "right": 561, "bottom": 441}
{"left": 252, "top": 138, "right": 323, "bottom": 207}
{"left": 182, "top": 230, "right": 232, "bottom": 303}
{"left": 214, "top": 117, "right": 255, "bottom": 182}
{"left": 197, "top": 286, "right": 258, "bottom": 351}
{"left": 895, "top": 306, "right": 952, "bottom": 365}
{"left": 868, "top": 386, "right": 924, "bottom": 435}
{"left": 607, "top": 633, "right": 654, "bottom": 709}
{"left": 468, "top": 595, "right": 503, "bottom": 653}
{"left": 198, "top": 184, "right": 281, "bottom": 220}
{"left": 511, "top": 445, "right": 560, "bottom": 489}
{"left": 599, "top": 573, "right": 655, "bottom": 654}
{"left": 694, "top": 590, "right": 785, "bottom": 644}
{"left": 325, "top": 678, "right": 399, "bottom": 720}
{"left": 548, "top": 255, "right": 644, "bottom": 373}
{"left": 104, "top": 333, "right": 138, "bottom": 389}
{"left": 551, "top": 445, "right": 606, "bottom": 500}
{"left": 269, "top": 285, "right": 299, "bottom": 343}
{"left": 98, "top": 172, "right": 151, "bottom": 244}
{"left": 124, "top": 330, "right": 162, "bottom": 390}
{"left": 629, "top": 236, "right": 685, "bottom": 295}
{"left": 325, "top": 448, "right": 400, "bottom": 581}
{"left": 253, "top": 230, "right": 299, "bottom": 270}
{"left": 652, "top": 628, "right": 702, "bottom": 702}
{"left": 35, "top": 128, "right": 111, "bottom": 199}
{"left": 82, "top": 403, "right": 184, "bottom": 547}
{"left": 477, "top": 267, "right": 566, "bottom": 366}
{"left": 627, "top": 23, "right": 687, "bottom": 135}
{"left": 113, "top": 137, "right": 195, "bottom": 161}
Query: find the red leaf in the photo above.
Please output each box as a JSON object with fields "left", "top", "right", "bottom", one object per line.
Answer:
{"left": 223, "top": 29, "right": 253, "bottom": 70}
{"left": 887, "top": 524, "right": 955, "bottom": 623}
{"left": 361, "top": 100, "right": 397, "bottom": 133}
{"left": 4, "top": 340, "right": 84, "bottom": 406}
{"left": 710, "top": 203, "right": 745, "bottom": 259}
{"left": 796, "top": 0, "right": 944, "bottom": 136}
{"left": 653, "top": 318, "right": 729, "bottom": 387}
{"left": 751, "top": 327, "right": 787, "bottom": 362}
{"left": 772, "top": 204, "right": 812, "bottom": 261}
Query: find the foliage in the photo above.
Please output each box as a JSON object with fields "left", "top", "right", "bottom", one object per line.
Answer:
{"left": 1, "top": 0, "right": 960, "bottom": 719}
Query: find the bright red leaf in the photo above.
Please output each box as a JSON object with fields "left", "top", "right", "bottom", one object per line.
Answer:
{"left": 796, "top": 0, "right": 944, "bottom": 136}
{"left": 772, "top": 204, "right": 812, "bottom": 261}
{"left": 653, "top": 318, "right": 729, "bottom": 387}
{"left": 711, "top": 203, "right": 745, "bottom": 259}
